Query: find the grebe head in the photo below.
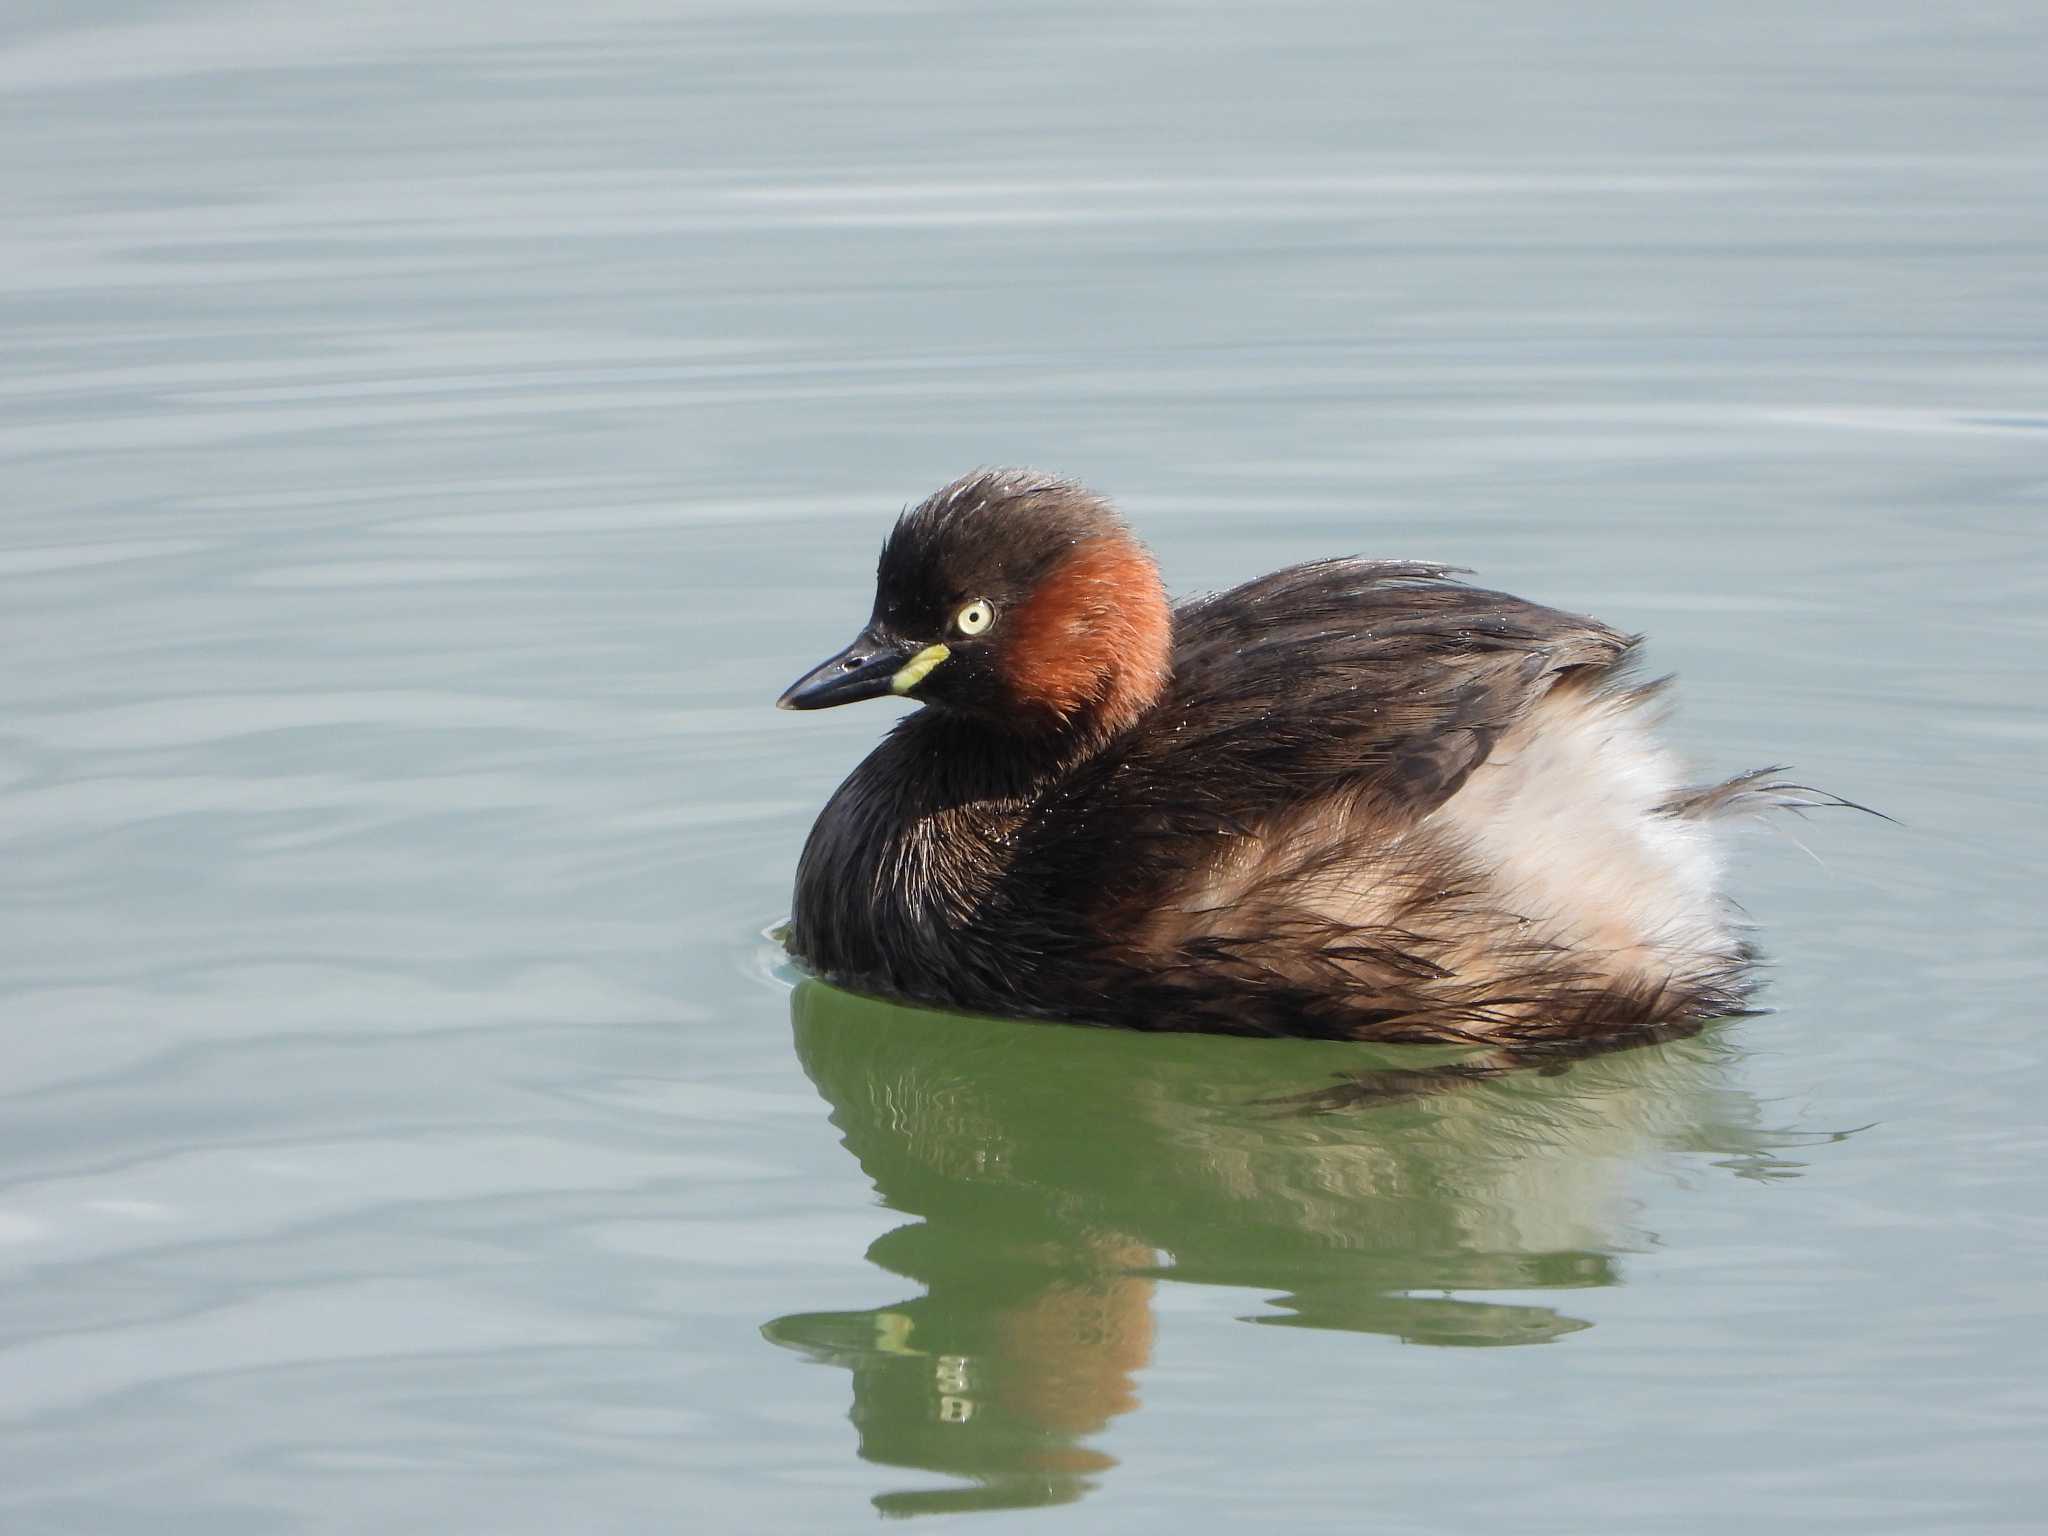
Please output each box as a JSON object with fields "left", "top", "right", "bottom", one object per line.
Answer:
{"left": 777, "top": 469, "right": 1172, "bottom": 738}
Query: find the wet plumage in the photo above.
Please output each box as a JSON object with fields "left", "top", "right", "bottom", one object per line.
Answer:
{"left": 779, "top": 469, "right": 1848, "bottom": 1049}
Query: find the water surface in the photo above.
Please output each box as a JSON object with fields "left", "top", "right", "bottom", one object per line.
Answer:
{"left": 2, "top": 2, "right": 2045, "bottom": 1530}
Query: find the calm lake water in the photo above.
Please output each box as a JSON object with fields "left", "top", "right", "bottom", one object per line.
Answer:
{"left": 3, "top": 2, "right": 2045, "bottom": 1530}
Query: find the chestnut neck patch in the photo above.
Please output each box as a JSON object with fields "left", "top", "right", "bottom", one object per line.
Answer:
{"left": 1002, "top": 536, "right": 1172, "bottom": 738}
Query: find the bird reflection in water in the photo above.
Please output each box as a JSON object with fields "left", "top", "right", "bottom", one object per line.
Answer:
{"left": 764, "top": 978, "right": 1848, "bottom": 1514}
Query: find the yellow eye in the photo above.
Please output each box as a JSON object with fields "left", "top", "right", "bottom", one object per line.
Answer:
{"left": 954, "top": 599, "right": 994, "bottom": 636}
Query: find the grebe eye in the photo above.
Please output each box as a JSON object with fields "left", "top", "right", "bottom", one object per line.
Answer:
{"left": 953, "top": 599, "right": 994, "bottom": 636}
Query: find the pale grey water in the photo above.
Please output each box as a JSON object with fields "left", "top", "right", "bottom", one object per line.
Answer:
{"left": 3, "top": 2, "right": 2046, "bottom": 1531}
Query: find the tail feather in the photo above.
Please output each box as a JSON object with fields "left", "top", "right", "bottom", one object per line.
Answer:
{"left": 1655, "top": 766, "right": 1894, "bottom": 824}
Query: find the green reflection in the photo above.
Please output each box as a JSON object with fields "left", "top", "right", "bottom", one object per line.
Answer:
{"left": 766, "top": 977, "right": 1791, "bottom": 1514}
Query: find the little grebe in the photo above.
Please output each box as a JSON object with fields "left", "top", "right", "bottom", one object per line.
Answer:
{"left": 779, "top": 469, "right": 1839, "bottom": 1047}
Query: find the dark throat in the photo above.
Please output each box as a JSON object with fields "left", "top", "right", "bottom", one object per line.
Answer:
{"left": 790, "top": 706, "right": 1124, "bottom": 1002}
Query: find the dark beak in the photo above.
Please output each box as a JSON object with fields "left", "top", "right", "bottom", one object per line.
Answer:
{"left": 776, "top": 626, "right": 916, "bottom": 711}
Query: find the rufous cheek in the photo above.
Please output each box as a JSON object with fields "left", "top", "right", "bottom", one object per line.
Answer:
{"left": 1002, "top": 539, "right": 1172, "bottom": 734}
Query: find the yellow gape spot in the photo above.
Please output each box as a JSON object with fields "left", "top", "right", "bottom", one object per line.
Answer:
{"left": 890, "top": 643, "right": 951, "bottom": 695}
{"left": 873, "top": 1311, "right": 924, "bottom": 1356}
